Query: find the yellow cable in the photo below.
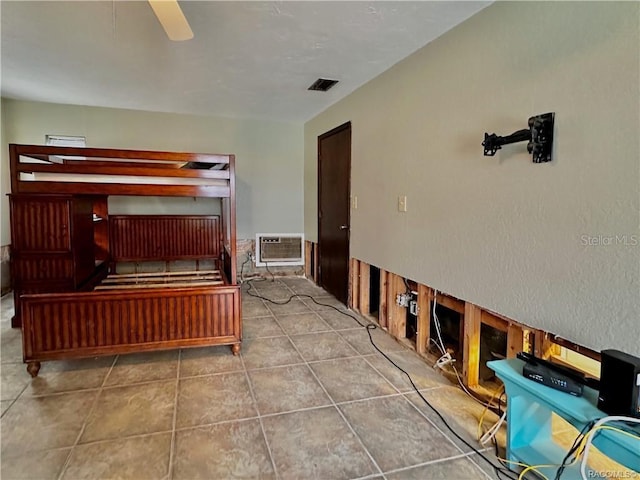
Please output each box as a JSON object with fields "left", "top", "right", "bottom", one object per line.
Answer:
{"left": 511, "top": 424, "right": 640, "bottom": 480}
{"left": 573, "top": 424, "right": 640, "bottom": 468}
{"left": 496, "top": 456, "right": 550, "bottom": 480}
{"left": 578, "top": 424, "right": 640, "bottom": 451}
{"left": 518, "top": 463, "right": 556, "bottom": 480}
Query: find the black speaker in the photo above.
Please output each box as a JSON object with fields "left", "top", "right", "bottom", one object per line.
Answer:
{"left": 598, "top": 349, "right": 640, "bottom": 418}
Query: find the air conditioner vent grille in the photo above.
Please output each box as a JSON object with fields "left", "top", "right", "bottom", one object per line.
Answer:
{"left": 255, "top": 233, "right": 304, "bottom": 267}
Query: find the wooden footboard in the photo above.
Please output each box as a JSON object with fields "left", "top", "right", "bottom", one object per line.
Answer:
{"left": 20, "top": 286, "right": 241, "bottom": 376}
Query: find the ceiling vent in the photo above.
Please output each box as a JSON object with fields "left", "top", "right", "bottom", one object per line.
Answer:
{"left": 308, "top": 78, "right": 339, "bottom": 92}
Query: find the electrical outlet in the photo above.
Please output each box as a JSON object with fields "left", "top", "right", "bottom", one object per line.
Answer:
{"left": 398, "top": 195, "right": 407, "bottom": 212}
{"left": 396, "top": 293, "right": 410, "bottom": 307}
{"left": 409, "top": 300, "right": 419, "bottom": 316}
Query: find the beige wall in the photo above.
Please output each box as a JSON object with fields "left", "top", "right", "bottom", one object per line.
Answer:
{"left": 1, "top": 99, "right": 304, "bottom": 246}
{"left": 305, "top": 2, "right": 640, "bottom": 355}
{"left": 1, "top": 101, "right": 9, "bottom": 246}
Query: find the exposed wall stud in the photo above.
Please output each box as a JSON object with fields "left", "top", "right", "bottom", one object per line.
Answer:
{"left": 358, "top": 261, "right": 370, "bottom": 316}
{"left": 507, "top": 323, "right": 525, "bottom": 358}
{"left": 349, "top": 258, "right": 360, "bottom": 311}
{"left": 463, "top": 302, "right": 482, "bottom": 388}
{"left": 416, "top": 284, "right": 432, "bottom": 355}
{"left": 305, "top": 241, "right": 313, "bottom": 279}
{"left": 388, "top": 273, "right": 407, "bottom": 338}
{"left": 379, "top": 269, "right": 389, "bottom": 329}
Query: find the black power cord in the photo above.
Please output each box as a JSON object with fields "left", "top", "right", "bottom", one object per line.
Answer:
{"left": 240, "top": 271, "right": 521, "bottom": 480}
{"left": 241, "top": 254, "right": 275, "bottom": 283}
{"left": 553, "top": 421, "right": 596, "bottom": 480}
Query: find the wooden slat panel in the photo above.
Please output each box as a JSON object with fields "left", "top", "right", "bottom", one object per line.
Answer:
{"left": 12, "top": 256, "right": 74, "bottom": 283}
{"left": 16, "top": 181, "right": 230, "bottom": 198}
{"left": 18, "top": 162, "right": 230, "bottom": 180}
{"left": 22, "top": 287, "right": 240, "bottom": 361}
{"left": 110, "top": 215, "right": 220, "bottom": 262}
{"left": 11, "top": 197, "right": 71, "bottom": 251}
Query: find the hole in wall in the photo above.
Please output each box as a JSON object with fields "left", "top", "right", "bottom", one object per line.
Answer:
{"left": 480, "top": 323, "right": 507, "bottom": 382}
{"left": 431, "top": 303, "right": 463, "bottom": 361}
{"left": 369, "top": 265, "right": 380, "bottom": 319}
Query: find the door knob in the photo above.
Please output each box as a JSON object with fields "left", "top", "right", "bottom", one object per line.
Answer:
{"left": 340, "top": 225, "right": 349, "bottom": 230}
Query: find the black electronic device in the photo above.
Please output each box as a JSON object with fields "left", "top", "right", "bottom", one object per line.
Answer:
{"left": 598, "top": 349, "right": 640, "bottom": 418}
{"left": 517, "top": 352, "right": 593, "bottom": 396}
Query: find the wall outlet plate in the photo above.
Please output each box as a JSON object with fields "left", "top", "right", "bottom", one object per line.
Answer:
{"left": 398, "top": 195, "right": 407, "bottom": 212}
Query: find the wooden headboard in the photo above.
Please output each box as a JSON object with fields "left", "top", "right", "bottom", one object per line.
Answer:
{"left": 110, "top": 215, "right": 221, "bottom": 262}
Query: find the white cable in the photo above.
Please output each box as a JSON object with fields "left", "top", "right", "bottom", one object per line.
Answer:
{"left": 430, "top": 290, "right": 498, "bottom": 410}
{"left": 480, "top": 411, "right": 506, "bottom": 445}
{"left": 430, "top": 338, "right": 446, "bottom": 356}
{"left": 579, "top": 415, "right": 640, "bottom": 480}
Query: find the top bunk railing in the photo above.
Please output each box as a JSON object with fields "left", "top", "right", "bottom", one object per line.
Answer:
{"left": 9, "top": 144, "right": 235, "bottom": 198}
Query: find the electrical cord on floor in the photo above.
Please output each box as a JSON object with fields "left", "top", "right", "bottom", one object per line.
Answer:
{"left": 240, "top": 254, "right": 276, "bottom": 283}
{"left": 264, "top": 260, "right": 276, "bottom": 282}
{"left": 242, "top": 276, "right": 522, "bottom": 480}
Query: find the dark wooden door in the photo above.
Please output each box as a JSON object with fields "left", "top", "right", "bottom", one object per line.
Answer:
{"left": 318, "top": 122, "right": 351, "bottom": 304}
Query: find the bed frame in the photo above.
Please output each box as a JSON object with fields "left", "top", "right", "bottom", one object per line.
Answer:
{"left": 8, "top": 144, "right": 241, "bottom": 377}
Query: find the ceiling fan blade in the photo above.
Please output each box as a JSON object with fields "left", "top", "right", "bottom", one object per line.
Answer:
{"left": 148, "top": 0, "right": 193, "bottom": 41}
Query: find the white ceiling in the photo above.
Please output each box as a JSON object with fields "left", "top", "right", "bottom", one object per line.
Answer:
{"left": 1, "top": 1, "right": 490, "bottom": 122}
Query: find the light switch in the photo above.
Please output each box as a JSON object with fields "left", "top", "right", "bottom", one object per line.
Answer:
{"left": 352, "top": 195, "right": 358, "bottom": 210}
{"left": 398, "top": 195, "right": 407, "bottom": 212}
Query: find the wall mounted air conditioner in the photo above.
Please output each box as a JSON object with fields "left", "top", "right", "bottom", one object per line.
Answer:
{"left": 255, "top": 233, "right": 304, "bottom": 267}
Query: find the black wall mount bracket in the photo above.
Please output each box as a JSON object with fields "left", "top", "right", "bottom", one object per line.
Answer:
{"left": 482, "top": 112, "right": 555, "bottom": 163}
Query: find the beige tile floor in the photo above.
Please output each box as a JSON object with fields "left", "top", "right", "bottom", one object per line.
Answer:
{"left": 0, "top": 277, "right": 504, "bottom": 480}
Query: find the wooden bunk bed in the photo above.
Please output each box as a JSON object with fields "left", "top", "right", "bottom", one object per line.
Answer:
{"left": 8, "top": 144, "right": 241, "bottom": 377}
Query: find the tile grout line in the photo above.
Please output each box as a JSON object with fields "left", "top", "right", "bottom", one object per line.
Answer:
{"left": 1, "top": 281, "right": 494, "bottom": 479}
{"left": 315, "top": 303, "right": 485, "bottom": 466}
{"left": 248, "top": 281, "right": 494, "bottom": 479}
{"left": 166, "top": 348, "right": 182, "bottom": 480}
{"left": 302, "top": 358, "right": 387, "bottom": 479}
{"left": 380, "top": 449, "right": 484, "bottom": 476}
{"left": 465, "top": 448, "right": 502, "bottom": 480}
{"left": 259, "top": 289, "right": 388, "bottom": 478}
{"left": 255, "top": 282, "right": 488, "bottom": 479}
{"left": 13, "top": 387, "right": 453, "bottom": 456}
{"left": 239, "top": 352, "right": 281, "bottom": 480}
{"left": 266, "top": 308, "right": 387, "bottom": 480}
{"left": 250, "top": 284, "right": 309, "bottom": 480}
{"left": 310, "top": 292, "right": 480, "bottom": 478}
{"left": 398, "top": 387, "right": 481, "bottom": 458}
{"left": 56, "top": 354, "right": 119, "bottom": 480}
{"left": 1, "top": 381, "right": 30, "bottom": 419}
